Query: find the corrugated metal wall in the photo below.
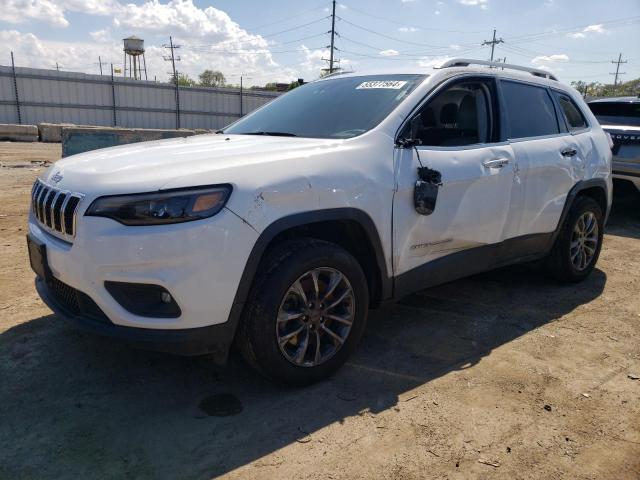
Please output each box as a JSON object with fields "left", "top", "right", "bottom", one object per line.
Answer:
{"left": 0, "top": 66, "right": 280, "bottom": 130}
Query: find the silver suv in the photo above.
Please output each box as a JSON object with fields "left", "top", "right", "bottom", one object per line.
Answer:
{"left": 588, "top": 96, "right": 640, "bottom": 192}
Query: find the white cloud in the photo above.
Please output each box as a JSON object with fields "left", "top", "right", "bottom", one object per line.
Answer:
{"left": 567, "top": 24, "right": 607, "bottom": 39}
{"left": 379, "top": 49, "right": 400, "bottom": 57}
{"left": 434, "top": 10, "right": 441, "bottom": 14}
{"left": 401, "top": 0, "right": 417, "bottom": 3}
{"left": 531, "top": 54, "right": 569, "bottom": 68}
{"left": 0, "top": 0, "right": 70, "bottom": 27}
{"left": 417, "top": 56, "right": 453, "bottom": 68}
{"left": 90, "top": 29, "right": 111, "bottom": 43}
{"left": 0, "top": 0, "right": 120, "bottom": 27}
{"left": 449, "top": 44, "right": 462, "bottom": 50}
{"left": 398, "top": 26, "right": 419, "bottom": 32}
{"left": 457, "top": 0, "right": 488, "bottom": 9}
{"left": 584, "top": 24, "right": 606, "bottom": 34}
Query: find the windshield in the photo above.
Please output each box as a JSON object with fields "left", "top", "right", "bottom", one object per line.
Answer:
{"left": 588, "top": 102, "right": 640, "bottom": 127}
{"left": 224, "top": 74, "right": 426, "bottom": 139}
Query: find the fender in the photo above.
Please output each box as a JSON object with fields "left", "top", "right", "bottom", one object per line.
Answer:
{"left": 220, "top": 208, "right": 392, "bottom": 357}
{"left": 549, "top": 178, "right": 610, "bottom": 248}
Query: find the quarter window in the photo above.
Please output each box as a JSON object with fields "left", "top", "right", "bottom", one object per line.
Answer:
{"left": 501, "top": 81, "right": 559, "bottom": 139}
{"left": 554, "top": 92, "right": 588, "bottom": 131}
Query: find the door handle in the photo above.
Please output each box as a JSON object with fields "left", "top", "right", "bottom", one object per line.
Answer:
{"left": 482, "top": 158, "right": 510, "bottom": 169}
{"left": 561, "top": 148, "right": 577, "bottom": 157}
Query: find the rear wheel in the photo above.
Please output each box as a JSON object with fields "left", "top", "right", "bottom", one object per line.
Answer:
{"left": 236, "top": 238, "right": 369, "bottom": 385}
{"left": 546, "top": 196, "right": 604, "bottom": 282}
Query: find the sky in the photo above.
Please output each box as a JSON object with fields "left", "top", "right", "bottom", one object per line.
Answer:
{"left": 1, "top": 0, "right": 639, "bottom": 87}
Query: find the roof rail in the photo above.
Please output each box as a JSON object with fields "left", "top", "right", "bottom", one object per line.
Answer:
{"left": 437, "top": 58, "right": 558, "bottom": 81}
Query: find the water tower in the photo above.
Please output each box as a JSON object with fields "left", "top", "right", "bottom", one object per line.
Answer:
{"left": 123, "top": 35, "right": 147, "bottom": 80}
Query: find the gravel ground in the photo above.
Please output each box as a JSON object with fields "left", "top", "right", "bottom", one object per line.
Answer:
{"left": 0, "top": 142, "right": 638, "bottom": 480}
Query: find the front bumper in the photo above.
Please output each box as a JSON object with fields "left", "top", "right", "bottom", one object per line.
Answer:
{"left": 29, "top": 206, "right": 259, "bottom": 359}
{"left": 35, "top": 277, "right": 236, "bottom": 359}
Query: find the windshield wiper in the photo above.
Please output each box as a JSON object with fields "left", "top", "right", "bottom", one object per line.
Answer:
{"left": 244, "top": 131, "right": 298, "bottom": 137}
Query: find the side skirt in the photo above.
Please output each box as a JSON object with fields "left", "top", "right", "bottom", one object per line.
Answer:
{"left": 393, "top": 232, "right": 553, "bottom": 299}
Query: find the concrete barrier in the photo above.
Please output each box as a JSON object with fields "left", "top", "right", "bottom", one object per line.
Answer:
{"left": 0, "top": 124, "right": 39, "bottom": 142}
{"left": 61, "top": 127, "right": 208, "bottom": 157}
{"left": 38, "top": 123, "right": 75, "bottom": 143}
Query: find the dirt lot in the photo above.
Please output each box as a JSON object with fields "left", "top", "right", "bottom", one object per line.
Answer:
{"left": 0, "top": 142, "right": 639, "bottom": 480}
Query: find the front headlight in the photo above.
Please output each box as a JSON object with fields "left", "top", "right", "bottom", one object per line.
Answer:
{"left": 85, "top": 185, "right": 232, "bottom": 226}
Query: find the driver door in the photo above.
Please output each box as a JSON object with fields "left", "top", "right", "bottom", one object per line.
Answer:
{"left": 393, "top": 77, "right": 519, "bottom": 294}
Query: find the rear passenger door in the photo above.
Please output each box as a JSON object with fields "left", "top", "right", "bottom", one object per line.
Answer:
{"left": 551, "top": 90, "right": 594, "bottom": 180}
{"left": 499, "top": 79, "right": 575, "bottom": 239}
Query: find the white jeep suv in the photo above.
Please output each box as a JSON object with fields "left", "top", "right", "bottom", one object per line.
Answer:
{"left": 28, "top": 59, "right": 612, "bottom": 385}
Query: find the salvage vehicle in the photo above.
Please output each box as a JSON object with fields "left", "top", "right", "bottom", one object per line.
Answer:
{"left": 28, "top": 59, "right": 612, "bottom": 385}
{"left": 588, "top": 96, "right": 640, "bottom": 192}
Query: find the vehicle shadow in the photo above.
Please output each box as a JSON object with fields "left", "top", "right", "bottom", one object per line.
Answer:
{"left": 606, "top": 180, "right": 640, "bottom": 240}
{"left": 0, "top": 266, "right": 606, "bottom": 479}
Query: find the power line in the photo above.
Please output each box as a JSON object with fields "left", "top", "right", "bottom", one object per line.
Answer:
{"left": 246, "top": 2, "right": 328, "bottom": 31}
{"left": 611, "top": 53, "right": 627, "bottom": 85}
{"left": 337, "top": 16, "right": 453, "bottom": 49}
{"left": 338, "top": 2, "right": 484, "bottom": 34}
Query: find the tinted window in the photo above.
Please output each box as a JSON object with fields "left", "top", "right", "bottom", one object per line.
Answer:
{"left": 554, "top": 92, "right": 587, "bottom": 130}
{"left": 407, "top": 82, "right": 492, "bottom": 147}
{"left": 588, "top": 102, "right": 640, "bottom": 127}
{"left": 225, "top": 74, "right": 425, "bottom": 139}
{"left": 501, "top": 81, "right": 559, "bottom": 139}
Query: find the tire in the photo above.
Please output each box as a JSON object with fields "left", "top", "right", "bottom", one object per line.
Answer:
{"left": 236, "top": 238, "right": 369, "bottom": 385}
{"left": 546, "top": 195, "right": 604, "bottom": 283}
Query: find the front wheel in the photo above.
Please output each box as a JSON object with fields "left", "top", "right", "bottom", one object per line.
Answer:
{"left": 546, "top": 196, "right": 604, "bottom": 283}
{"left": 236, "top": 238, "right": 369, "bottom": 385}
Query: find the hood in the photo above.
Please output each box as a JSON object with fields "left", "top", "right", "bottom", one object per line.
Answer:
{"left": 41, "top": 134, "right": 343, "bottom": 195}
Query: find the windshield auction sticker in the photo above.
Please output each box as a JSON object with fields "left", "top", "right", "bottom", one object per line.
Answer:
{"left": 356, "top": 80, "right": 407, "bottom": 89}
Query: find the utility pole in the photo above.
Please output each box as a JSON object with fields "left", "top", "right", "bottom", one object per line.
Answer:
{"left": 56, "top": 62, "right": 59, "bottom": 71}
{"left": 163, "top": 36, "right": 181, "bottom": 129}
{"left": 240, "top": 75, "right": 243, "bottom": 117}
{"left": 329, "top": 0, "right": 336, "bottom": 73}
{"left": 482, "top": 29, "right": 504, "bottom": 62}
{"left": 610, "top": 53, "right": 627, "bottom": 85}
{"left": 98, "top": 56, "right": 105, "bottom": 75}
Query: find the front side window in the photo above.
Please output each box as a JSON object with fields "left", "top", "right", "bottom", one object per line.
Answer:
{"left": 224, "top": 74, "right": 426, "bottom": 139}
{"left": 554, "top": 92, "right": 588, "bottom": 131}
{"left": 501, "top": 80, "right": 559, "bottom": 139}
{"left": 404, "top": 81, "right": 493, "bottom": 147}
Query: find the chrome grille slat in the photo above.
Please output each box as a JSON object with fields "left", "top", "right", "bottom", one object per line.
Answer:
{"left": 30, "top": 179, "right": 83, "bottom": 242}
{"left": 44, "top": 190, "right": 57, "bottom": 227}
{"left": 59, "top": 194, "right": 71, "bottom": 235}
{"left": 37, "top": 186, "right": 48, "bottom": 222}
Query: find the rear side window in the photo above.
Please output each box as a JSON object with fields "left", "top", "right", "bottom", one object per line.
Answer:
{"left": 501, "top": 80, "right": 559, "bottom": 139}
{"left": 554, "top": 92, "right": 588, "bottom": 131}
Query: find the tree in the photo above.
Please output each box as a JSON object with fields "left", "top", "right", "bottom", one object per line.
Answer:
{"left": 199, "top": 70, "right": 226, "bottom": 87}
{"left": 170, "top": 73, "right": 196, "bottom": 87}
{"left": 571, "top": 78, "right": 639, "bottom": 99}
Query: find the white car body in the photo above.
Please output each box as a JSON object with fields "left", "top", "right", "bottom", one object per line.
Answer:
{"left": 29, "top": 61, "right": 612, "bottom": 362}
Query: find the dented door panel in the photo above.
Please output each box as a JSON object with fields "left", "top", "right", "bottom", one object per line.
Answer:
{"left": 393, "top": 143, "right": 517, "bottom": 277}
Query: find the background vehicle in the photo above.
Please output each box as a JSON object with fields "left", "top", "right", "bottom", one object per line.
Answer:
{"left": 28, "top": 59, "right": 612, "bottom": 385}
{"left": 588, "top": 96, "right": 640, "bottom": 192}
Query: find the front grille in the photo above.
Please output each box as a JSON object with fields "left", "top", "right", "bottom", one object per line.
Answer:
{"left": 49, "top": 276, "right": 81, "bottom": 315}
{"left": 31, "top": 179, "right": 82, "bottom": 241}
{"left": 47, "top": 276, "right": 110, "bottom": 324}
